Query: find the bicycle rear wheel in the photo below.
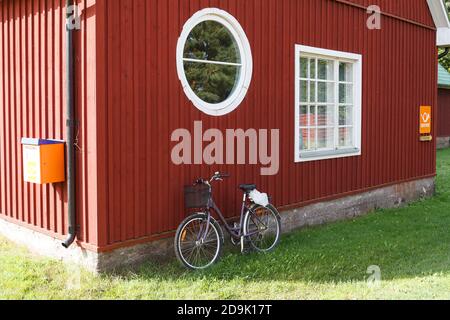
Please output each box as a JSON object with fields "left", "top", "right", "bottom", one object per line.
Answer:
{"left": 244, "top": 204, "right": 281, "bottom": 252}
{"left": 174, "top": 213, "right": 224, "bottom": 270}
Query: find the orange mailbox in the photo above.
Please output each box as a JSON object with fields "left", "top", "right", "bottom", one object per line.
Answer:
{"left": 21, "top": 138, "right": 65, "bottom": 184}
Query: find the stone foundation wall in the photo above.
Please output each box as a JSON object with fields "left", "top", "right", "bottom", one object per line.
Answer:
{"left": 437, "top": 137, "right": 450, "bottom": 149}
{"left": 0, "top": 219, "right": 99, "bottom": 271}
{"left": 0, "top": 177, "right": 436, "bottom": 273}
{"left": 281, "top": 177, "right": 435, "bottom": 233}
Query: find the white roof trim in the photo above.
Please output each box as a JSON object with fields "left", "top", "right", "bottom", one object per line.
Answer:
{"left": 438, "top": 27, "right": 450, "bottom": 46}
{"left": 428, "top": 0, "right": 450, "bottom": 46}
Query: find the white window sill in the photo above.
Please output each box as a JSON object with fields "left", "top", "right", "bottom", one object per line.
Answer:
{"left": 296, "top": 148, "right": 361, "bottom": 163}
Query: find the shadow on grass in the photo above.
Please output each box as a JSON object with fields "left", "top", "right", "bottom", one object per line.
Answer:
{"left": 115, "top": 149, "right": 450, "bottom": 285}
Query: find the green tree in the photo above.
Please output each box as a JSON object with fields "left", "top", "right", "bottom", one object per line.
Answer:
{"left": 439, "top": 0, "right": 450, "bottom": 70}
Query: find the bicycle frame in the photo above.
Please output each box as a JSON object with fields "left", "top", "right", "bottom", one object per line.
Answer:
{"left": 195, "top": 191, "right": 259, "bottom": 242}
{"left": 211, "top": 194, "right": 246, "bottom": 239}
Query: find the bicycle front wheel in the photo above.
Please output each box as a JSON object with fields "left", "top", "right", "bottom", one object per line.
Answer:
{"left": 174, "top": 213, "right": 224, "bottom": 270}
{"left": 244, "top": 204, "right": 281, "bottom": 252}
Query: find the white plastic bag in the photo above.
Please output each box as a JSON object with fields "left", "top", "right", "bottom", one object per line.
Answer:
{"left": 249, "top": 189, "right": 270, "bottom": 207}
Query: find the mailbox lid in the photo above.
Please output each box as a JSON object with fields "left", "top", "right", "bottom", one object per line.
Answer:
{"left": 21, "top": 138, "right": 65, "bottom": 146}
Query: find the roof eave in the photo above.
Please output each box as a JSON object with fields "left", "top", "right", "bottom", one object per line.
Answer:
{"left": 428, "top": 0, "right": 450, "bottom": 46}
{"left": 438, "top": 27, "right": 450, "bottom": 46}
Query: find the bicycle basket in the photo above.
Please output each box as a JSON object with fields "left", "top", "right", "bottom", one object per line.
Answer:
{"left": 184, "top": 184, "right": 211, "bottom": 209}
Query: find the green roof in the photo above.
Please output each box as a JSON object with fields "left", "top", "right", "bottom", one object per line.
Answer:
{"left": 439, "top": 64, "right": 450, "bottom": 88}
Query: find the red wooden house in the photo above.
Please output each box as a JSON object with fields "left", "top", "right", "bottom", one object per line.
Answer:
{"left": 438, "top": 63, "right": 450, "bottom": 148}
{"left": 1, "top": 0, "right": 449, "bottom": 271}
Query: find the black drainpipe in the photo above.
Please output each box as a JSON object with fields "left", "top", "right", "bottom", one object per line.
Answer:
{"left": 62, "top": 0, "right": 77, "bottom": 248}
{"left": 439, "top": 48, "right": 450, "bottom": 60}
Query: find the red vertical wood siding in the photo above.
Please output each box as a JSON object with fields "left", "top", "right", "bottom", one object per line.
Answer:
{"left": 0, "top": 0, "right": 99, "bottom": 247}
{"left": 438, "top": 88, "right": 450, "bottom": 137}
{"left": 339, "top": 0, "right": 435, "bottom": 28}
{"left": 94, "top": 0, "right": 437, "bottom": 250}
{"left": 0, "top": 0, "right": 438, "bottom": 252}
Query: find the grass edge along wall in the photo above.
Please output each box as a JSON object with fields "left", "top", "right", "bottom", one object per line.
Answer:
{"left": 0, "top": 0, "right": 441, "bottom": 270}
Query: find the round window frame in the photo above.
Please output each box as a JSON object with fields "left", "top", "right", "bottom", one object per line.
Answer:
{"left": 176, "top": 8, "right": 253, "bottom": 116}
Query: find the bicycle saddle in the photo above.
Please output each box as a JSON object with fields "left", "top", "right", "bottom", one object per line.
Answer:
{"left": 239, "top": 184, "right": 257, "bottom": 192}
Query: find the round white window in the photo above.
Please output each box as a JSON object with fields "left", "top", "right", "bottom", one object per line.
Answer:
{"left": 176, "top": 8, "right": 253, "bottom": 116}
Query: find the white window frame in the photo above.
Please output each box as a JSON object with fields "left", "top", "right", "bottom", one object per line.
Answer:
{"left": 176, "top": 8, "right": 253, "bottom": 117}
{"left": 294, "top": 45, "right": 362, "bottom": 163}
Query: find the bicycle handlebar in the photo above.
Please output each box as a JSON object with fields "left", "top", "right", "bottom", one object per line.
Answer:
{"left": 210, "top": 172, "right": 230, "bottom": 182}
{"left": 194, "top": 172, "right": 230, "bottom": 186}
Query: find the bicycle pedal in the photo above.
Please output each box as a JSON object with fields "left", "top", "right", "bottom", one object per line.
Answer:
{"left": 230, "top": 236, "right": 240, "bottom": 246}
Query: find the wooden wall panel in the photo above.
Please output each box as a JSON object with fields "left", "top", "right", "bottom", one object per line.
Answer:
{"left": 0, "top": 0, "right": 99, "bottom": 247}
{"left": 438, "top": 88, "right": 450, "bottom": 137}
{"left": 94, "top": 0, "right": 437, "bottom": 249}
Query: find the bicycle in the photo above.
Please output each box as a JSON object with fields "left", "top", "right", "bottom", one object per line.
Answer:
{"left": 174, "top": 172, "right": 282, "bottom": 270}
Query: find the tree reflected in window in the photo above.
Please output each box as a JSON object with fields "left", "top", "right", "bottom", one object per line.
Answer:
{"left": 183, "top": 21, "right": 242, "bottom": 104}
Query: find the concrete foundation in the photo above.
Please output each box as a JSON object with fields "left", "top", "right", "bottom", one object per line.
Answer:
{"left": 281, "top": 177, "right": 435, "bottom": 233}
{"left": 437, "top": 136, "right": 450, "bottom": 149}
{"left": 0, "top": 177, "right": 436, "bottom": 273}
{"left": 0, "top": 219, "right": 99, "bottom": 271}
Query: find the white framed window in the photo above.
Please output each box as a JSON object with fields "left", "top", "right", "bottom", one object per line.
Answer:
{"left": 176, "top": 8, "right": 253, "bottom": 116}
{"left": 295, "top": 45, "right": 362, "bottom": 163}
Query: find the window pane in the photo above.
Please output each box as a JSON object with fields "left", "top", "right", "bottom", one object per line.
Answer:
{"left": 309, "top": 106, "right": 317, "bottom": 126}
{"left": 318, "top": 59, "right": 334, "bottom": 80}
{"left": 339, "top": 105, "right": 353, "bottom": 126}
{"left": 300, "top": 129, "right": 310, "bottom": 150}
{"left": 339, "top": 127, "right": 354, "bottom": 148}
{"left": 339, "top": 84, "right": 353, "bottom": 104}
{"left": 310, "top": 82, "right": 316, "bottom": 102}
{"left": 183, "top": 21, "right": 240, "bottom": 64}
{"left": 300, "top": 81, "right": 308, "bottom": 103}
{"left": 318, "top": 105, "right": 335, "bottom": 126}
{"left": 310, "top": 128, "right": 317, "bottom": 149}
{"left": 318, "top": 82, "right": 334, "bottom": 103}
{"left": 317, "top": 128, "right": 335, "bottom": 149}
{"left": 310, "top": 59, "right": 316, "bottom": 79}
{"left": 300, "top": 57, "right": 308, "bottom": 78}
{"left": 297, "top": 51, "right": 359, "bottom": 159}
{"left": 339, "top": 62, "right": 353, "bottom": 82}
{"left": 300, "top": 106, "right": 308, "bottom": 127}
{"left": 184, "top": 62, "right": 240, "bottom": 104}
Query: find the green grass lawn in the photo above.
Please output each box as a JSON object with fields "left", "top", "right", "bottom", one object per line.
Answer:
{"left": 1, "top": 149, "right": 450, "bottom": 300}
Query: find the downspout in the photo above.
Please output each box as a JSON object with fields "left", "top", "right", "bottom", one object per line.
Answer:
{"left": 62, "top": 0, "right": 77, "bottom": 248}
{"left": 439, "top": 47, "right": 450, "bottom": 59}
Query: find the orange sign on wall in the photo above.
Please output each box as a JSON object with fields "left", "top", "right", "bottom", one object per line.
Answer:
{"left": 420, "top": 106, "right": 432, "bottom": 134}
